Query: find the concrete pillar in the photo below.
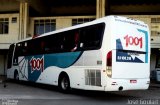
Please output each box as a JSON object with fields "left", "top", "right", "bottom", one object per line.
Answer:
{"left": 96, "top": 0, "right": 105, "bottom": 18}
{"left": 19, "top": 2, "right": 29, "bottom": 40}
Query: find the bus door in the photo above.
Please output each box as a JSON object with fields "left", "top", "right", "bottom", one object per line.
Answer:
{"left": 7, "top": 44, "right": 15, "bottom": 69}
{"left": 7, "top": 44, "right": 15, "bottom": 78}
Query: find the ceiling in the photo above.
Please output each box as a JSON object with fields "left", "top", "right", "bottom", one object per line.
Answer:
{"left": 1, "top": 0, "right": 160, "bottom": 16}
{"left": 44, "top": 0, "right": 160, "bottom": 6}
{"left": 44, "top": 0, "right": 96, "bottom": 7}
{"left": 110, "top": 0, "right": 160, "bottom": 5}
{"left": 0, "top": 0, "right": 19, "bottom": 13}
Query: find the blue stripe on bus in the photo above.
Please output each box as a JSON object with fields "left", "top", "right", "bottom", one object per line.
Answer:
{"left": 44, "top": 51, "right": 83, "bottom": 69}
{"left": 26, "top": 51, "right": 83, "bottom": 82}
{"left": 137, "top": 29, "right": 148, "bottom": 63}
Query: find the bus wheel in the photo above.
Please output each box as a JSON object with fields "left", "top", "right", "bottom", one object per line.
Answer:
{"left": 58, "top": 74, "right": 70, "bottom": 93}
{"left": 14, "top": 71, "right": 19, "bottom": 81}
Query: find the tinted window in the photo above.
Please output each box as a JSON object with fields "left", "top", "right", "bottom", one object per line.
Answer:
{"left": 15, "top": 42, "right": 28, "bottom": 56}
{"left": 78, "top": 23, "right": 105, "bottom": 50}
{"left": 15, "top": 23, "right": 105, "bottom": 56}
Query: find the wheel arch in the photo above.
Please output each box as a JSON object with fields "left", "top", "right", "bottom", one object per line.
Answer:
{"left": 58, "top": 71, "right": 70, "bottom": 84}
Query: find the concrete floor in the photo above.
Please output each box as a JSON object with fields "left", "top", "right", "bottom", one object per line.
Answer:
{"left": 0, "top": 81, "right": 160, "bottom": 105}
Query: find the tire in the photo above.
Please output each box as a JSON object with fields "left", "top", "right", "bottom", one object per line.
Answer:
{"left": 14, "top": 71, "right": 19, "bottom": 81}
{"left": 59, "top": 74, "right": 70, "bottom": 93}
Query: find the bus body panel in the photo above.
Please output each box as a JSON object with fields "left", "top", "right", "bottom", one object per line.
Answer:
{"left": 36, "top": 50, "right": 102, "bottom": 88}
{"left": 111, "top": 16, "right": 150, "bottom": 79}
{"left": 105, "top": 78, "right": 149, "bottom": 91}
{"left": 103, "top": 16, "right": 150, "bottom": 91}
{"left": 15, "top": 50, "right": 103, "bottom": 89}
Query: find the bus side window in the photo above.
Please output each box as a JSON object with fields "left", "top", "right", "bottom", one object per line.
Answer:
{"left": 13, "top": 43, "right": 21, "bottom": 65}
{"left": 78, "top": 23, "right": 104, "bottom": 50}
{"left": 27, "top": 41, "right": 33, "bottom": 55}
{"left": 71, "top": 32, "right": 79, "bottom": 52}
{"left": 79, "top": 30, "right": 86, "bottom": 50}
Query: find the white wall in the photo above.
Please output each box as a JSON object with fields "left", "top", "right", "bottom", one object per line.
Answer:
{"left": 0, "top": 13, "right": 19, "bottom": 49}
{"left": 29, "top": 16, "right": 96, "bottom": 36}
{"left": 56, "top": 18, "right": 71, "bottom": 30}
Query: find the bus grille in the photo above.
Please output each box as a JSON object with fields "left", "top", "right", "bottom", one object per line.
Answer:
{"left": 85, "top": 69, "right": 101, "bottom": 86}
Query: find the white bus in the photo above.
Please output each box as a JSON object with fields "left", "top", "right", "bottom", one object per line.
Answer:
{"left": 7, "top": 16, "right": 150, "bottom": 92}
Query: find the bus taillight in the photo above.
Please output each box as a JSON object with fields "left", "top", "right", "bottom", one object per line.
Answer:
{"left": 107, "top": 50, "right": 112, "bottom": 66}
{"left": 106, "top": 50, "right": 112, "bottom": 78}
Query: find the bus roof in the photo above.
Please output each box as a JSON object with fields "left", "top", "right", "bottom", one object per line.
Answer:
{"left": 16, "top": 15, "right": 147, "bottom": 43}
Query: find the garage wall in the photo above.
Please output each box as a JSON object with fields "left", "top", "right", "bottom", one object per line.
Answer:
{"left": 0, "top": 13, "right": 19, "bottom": 49}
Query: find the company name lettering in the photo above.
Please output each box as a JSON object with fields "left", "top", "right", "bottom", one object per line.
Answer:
{"left": 124, "top": 35, "right": 143, "bottom": 48}
{"left": 29, "top": 56, "right": 44, "bottom": 73}
{"left": 117, "top": 56, "right": 132, "bottom": 61}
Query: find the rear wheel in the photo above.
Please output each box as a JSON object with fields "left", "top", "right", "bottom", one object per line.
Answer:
{"left": 59, "top": 74, "right": 70, "bottom": 93}
{"left": 14, "top": 71, "right": 19, "bottom": 81}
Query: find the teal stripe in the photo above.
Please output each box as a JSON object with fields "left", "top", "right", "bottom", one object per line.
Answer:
{"left": 44, "top": 51, "right": 82, "bottom": 69}
{"left": 26, "top": 51, "right": 83, "bottom": 82}
{"left": 137, "top": 29, "right": 148, "bottom": 63}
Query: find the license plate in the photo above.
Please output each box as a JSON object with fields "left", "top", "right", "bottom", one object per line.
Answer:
{"left": 130, "top": 80, "right": 137, "bottom": 83}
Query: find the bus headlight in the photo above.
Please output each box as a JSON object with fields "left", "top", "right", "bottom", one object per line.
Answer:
{"left": 106, "top": 67, "right": 112, "bottom": 78}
